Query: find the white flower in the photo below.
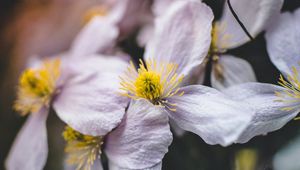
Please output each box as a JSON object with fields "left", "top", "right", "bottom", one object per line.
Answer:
{"left": 221, "top": 8, "right": 300, "bottom": 143}
{"left": 121, "top": 0, "right": 254, "bottom": 148}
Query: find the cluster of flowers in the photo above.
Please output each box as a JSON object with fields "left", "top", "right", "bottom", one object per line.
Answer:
{"left": 5, "top": 0, "right": 300, "bottom": 169}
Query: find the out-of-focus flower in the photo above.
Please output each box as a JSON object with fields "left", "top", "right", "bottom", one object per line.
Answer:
{"left": 273, "top": 132, "right": 300, "bottom": 170}
{"left": 84, "top": 0, "right": 151, "bottom": 40}
{"left": 206, "top": 0, "right": 284, "bottom": 89}
{"left": 234, "top": 149, "right": 258, "bottom": 170}
{"left": 5, "top": 16, "right": 128, "bottom": 170}
{"left": 2, "top": 0, "right": 149, "bottom": 99}
{"left": 6, "top": 55, "right": 128, "bottom": 170}
{"left": 121, "top": 0, "right": 253, "bottom": 147}
{"left": 6, "top": 0, "right": 104, "bottom": 59}
{"left": 221, "top": 8, "right": 300, "bottom": 143}
{"left": 62, "top": 99, "right": 171, "bottom": 170}
{"left": 137, "top": 0, "right": 175, "bottom": 47}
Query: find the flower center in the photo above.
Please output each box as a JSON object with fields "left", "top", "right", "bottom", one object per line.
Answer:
{"left": 134, "top": 71, "right": 162, "bottom": 101}
{"left": 120, "top": 59, "right": 184, "bottom": 108}
{"left": 63, "top": 126, "right": 103, "bottom": 170}
{"left": 14, "top": 59, "right": 60, "bottom": 115}
{"left": 275, "top": 65, "right": 300, "bottom": 111}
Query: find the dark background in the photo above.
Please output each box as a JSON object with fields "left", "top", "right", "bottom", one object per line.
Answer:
{"left": 1, "top": 0, "right": 300, "bottom": 169}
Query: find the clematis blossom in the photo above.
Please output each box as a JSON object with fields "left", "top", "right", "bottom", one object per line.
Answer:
{"left": 61, "top": 99, "right": 171, "bottom": 170}
{"left": 5, "top": 14, "right": 125, "bottom": 170}
{"left": 120, "top": 0, "right": 254, "bottom": 148}
{"left": 221, "top": 8, "right": 300, "bottom": 143}
{"left": 5, "top": 55, "right": 130, "bottom": 170}
{"left": 140, "top": 0, "right": 284, "bottom": 89}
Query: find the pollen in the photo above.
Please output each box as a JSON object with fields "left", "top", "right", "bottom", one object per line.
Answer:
{"left": 63, "top": 126, "right": 103, "bottom": 170}
{"left": 14, "top": 59, "right": 60, "bottom": 116}
{"left": 275, "top": 65, "right": 300, "bottom": 111}
{"left": 134, "top": 70, "right": 162, "bottom": 101}
{"left": 120, "top": 59, "right": 184, "bottom": 109}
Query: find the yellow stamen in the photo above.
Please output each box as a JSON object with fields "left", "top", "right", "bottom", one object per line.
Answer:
{"left": 63, "top": 126, "right": 103, "bottom": 170}
{"left": 120, "top": 59, "right": 184, "bottom": 110}
{"left": 275, "top": 64, "right": 300, "bottom": 111}
{"left": 208, "top": 22, "right": 233, "bottom": 81}
{"left": 234, "top": 149, "right": 258, "bottom": 170}
{"left": 14, "top": 59, "right": 60, "bottom": 116}
{"left": 294, "top": 117, "right": 300, "bottom": 120}
{"left": 210, "top": 22, "right": 232, "bottom": 55}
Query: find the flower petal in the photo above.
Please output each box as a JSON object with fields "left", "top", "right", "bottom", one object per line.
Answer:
{"left": 53, "top": 56, "right": 129, "bottom": 136}
{"left": 69, "top": 16, "right": 118, "bottom": 58}
{"left": 108, "top": 0, "right": 151, "bottom": 38}
{"left": 64, "top": 158, "right": 103, "bottom": 170}
{"left": 137, "top": 23, "right": 154, "bottom": 47}
{"left": 109, "top": 161, "right": 162, "bottom": 170}
{"left": 211, "top": 55, "right": 256, "bottom": 90}
{"left": 265, "top": 8, "right": 300, "bottom": 76}
{"left": 167, "top": 85, "right": 253, "bottom": 146}
{"left": 144, "top": 0, "right": 213, "bottom": 76}
{"left": 170, "top": 119, "right": 186, "bottom": 137}
{"left": 223, "top": 83, "right": 300, "bottom": 143}
{"left": 184, "top": 63, "right": 206, "bottom": 86}
{"left": 5, "top": 108, "right": 49, "bottom": 170}
{"left": 105, "top": 99, "right": 172, "bottom": 169}
{"left": 152, "top": 0, "right": 176, "bottom": 16}
{"left": 216, "top": 0, "right": 283, "bottom": 49}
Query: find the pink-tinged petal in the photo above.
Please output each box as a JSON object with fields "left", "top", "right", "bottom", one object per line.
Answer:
{"left": 105, "top": 0, "right": 129, "bottom": 24}
{"left": 108, "top": 0, "right": 151, "bottom": 38}
{"left": 137, "top": 23, "right": 154, "bottom": 47}
{"left": 266, "top": 8, "right": 300, "bottom": 76}
{"left": 105, "top": 99, "right": 172, "bottom": 169}
{"left": 6, "top": 108, "right": 49, "bottom": 170}
{"left": 184, "top": 63, "right": 207, "bottom": 86}
{"left": 137, "top": 0, "right": 173, "bottom": 47}
{"left": 166, "top": 85, "right": 253, "bottom": 146}
{"left": 144, "top": 0, "right": 213, "bottom": 76}
{"left": 53, "top": 56, "right": 129, "bottom": 136}
{"left": 152, "top": 0, "right": 176, "bottom": 16}
{"left": 223, "top": 83, "right": 300, "bottom": 143}
{"left": 69, "top": 16, "right": 118, "bottom": 58}
{"left": 109, "top": 161, "right": 162, "bottom": 170}
{"left": 216, "top": 0, "right": 283, "bottom": 49}
{"left": 211, "top": 55, "right": 256, "bottom": 90}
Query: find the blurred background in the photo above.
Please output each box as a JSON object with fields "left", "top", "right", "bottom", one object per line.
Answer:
{"left": 1, "top": 0, "right": 300, "bottom": 169}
